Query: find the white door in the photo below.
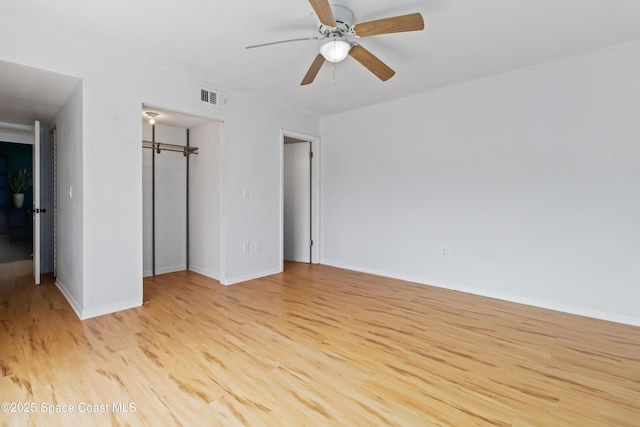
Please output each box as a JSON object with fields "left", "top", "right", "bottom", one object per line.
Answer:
{"left": 52, "top": 128, "right": 57, "bottom": 278}
{"left": 33, "top": 121, "right": 40, "bottom": 285}
{"left": 283, "top": 141, "right": 311, "bottom": 262}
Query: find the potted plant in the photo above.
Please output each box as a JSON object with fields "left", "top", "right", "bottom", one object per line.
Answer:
{"left": 8, "top": 168, "right": 33, "bottom": 209}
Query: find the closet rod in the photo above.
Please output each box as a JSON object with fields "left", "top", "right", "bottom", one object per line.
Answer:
{"left": 142, "top": 140, "right": 198, "bottom": 156}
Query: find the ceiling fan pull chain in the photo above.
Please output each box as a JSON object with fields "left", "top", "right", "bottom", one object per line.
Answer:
{"left": 332, "top": 38, "right": 337, "bottom": 83}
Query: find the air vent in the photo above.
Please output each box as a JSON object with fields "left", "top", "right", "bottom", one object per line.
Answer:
{"left": 200, "top": 87, "right": 227, "bottom": 108}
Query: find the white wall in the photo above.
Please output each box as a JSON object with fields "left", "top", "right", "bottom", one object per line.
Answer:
{"left": 320, "top": 40, "right": 640, "bottom": 326}
{"left": 189, "top": 121, "right": 222, "bottom": 279}
{"left": 0, "top": 122, "right": 34, "bottom": 144}
{"left": 0, "top": 19, "right": 318, "bottom": 317}
{"left": 142, "top": 122, "right": 188, "bottom": 276}
{"left": 54, "top": 82, "right": 83, "bottom": 312}
{"left": 221, "top": 94, "right": 319, "bottom": 284}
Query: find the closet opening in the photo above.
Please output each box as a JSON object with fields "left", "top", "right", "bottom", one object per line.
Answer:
{"left": 141, "top": 105, "right": 223, "bottom": 287}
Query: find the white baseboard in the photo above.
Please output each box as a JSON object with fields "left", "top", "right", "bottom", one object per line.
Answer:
{"left": 221, "top": 267, "right": 282, "bottom": 286}
{"left": 188, "top": 265, "right": 220, "bottom": 281}
{"left": 55, "top": 278, "right": 83, "bottom": 320}
{"left": 154, "top": 265, "right": 187, "bottom": 275}
{"left": 56, "top": 278, "right": 141, "bottom": 320}
{"left": 143, "top": 266, "right": 220, "bottom": 281}
{"left": 80, "top": 298, "right": 142, "bottom": 320}
{"left": 320, "top": 259, "right": 640, "bottom": 327}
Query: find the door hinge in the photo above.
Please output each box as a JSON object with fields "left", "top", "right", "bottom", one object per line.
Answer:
{"left": 309, "top": 151, "right": 314, "bottom": 159}
{"left": 310, "top": 240, "right": 314, "bottom": 246}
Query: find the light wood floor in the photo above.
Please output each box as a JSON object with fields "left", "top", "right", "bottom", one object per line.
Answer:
{"left": 1, "top": 261, "right": 639, "bottom": 426}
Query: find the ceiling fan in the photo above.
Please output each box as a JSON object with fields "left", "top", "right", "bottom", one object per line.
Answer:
{"left": 246, "top": 0, "right": 425, "bottom": 85}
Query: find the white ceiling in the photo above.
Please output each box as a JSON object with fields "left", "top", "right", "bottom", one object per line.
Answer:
{"left": 0, "top": 60, "right": 80, "bottom": 126}
{"left": 2, "top": 0, "right": 640, "bottom": 120}
{"left": 141, "top": 106, "right": 212, "bottom": 129}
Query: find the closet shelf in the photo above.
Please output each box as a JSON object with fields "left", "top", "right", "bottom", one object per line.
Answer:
{"left": 142, "top": 140, "right": 198, "bottom": 156}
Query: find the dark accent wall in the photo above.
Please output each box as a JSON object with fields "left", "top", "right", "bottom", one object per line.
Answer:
{"left": 0, "top": 141, "right": 33, "bottom": 208}
{"left": 0, "top": 142, "right": 33, "bottom": 240}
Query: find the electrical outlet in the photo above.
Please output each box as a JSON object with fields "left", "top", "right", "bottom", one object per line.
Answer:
{"left": 242, "top": 242, "right": 250, "bottom": 253}
{"left": 441, "top": 248, "right": 449, "bottom": 257}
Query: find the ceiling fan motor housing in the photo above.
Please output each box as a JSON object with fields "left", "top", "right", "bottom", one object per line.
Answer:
{"left": 319, "top": 4, "right": 354, "bottom": 34}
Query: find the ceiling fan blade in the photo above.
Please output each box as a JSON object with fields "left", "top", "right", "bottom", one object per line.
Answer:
{"left": 308, "top": 0, "right": 336, "bottom": 27}
{"left": 349, "top": 45, "right": 395, "bottom": 82}
{"left": 301, "top": 54, "right": 326, "bottom": 85}
{"left": 352, "top": 13, "right": 424, "bottom": 37}
{"left": 246, "top": 37, "right": 319, "bottom": 49}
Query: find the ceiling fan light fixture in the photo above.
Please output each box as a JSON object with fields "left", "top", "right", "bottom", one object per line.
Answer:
{"left": 319, "top": 39, "right": 351, "bottom": 63}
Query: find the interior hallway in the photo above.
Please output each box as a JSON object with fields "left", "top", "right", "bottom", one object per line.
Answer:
{"left": 0, "top": 234, "right": 31, "bottom": 264}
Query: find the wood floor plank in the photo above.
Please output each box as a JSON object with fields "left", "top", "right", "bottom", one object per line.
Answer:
{"left": 1, "top": 261, "right": 639, "bottom": 426}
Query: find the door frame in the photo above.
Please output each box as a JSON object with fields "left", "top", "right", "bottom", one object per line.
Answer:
{"left": 0, "top": 121, "right": 42, "bottom": 279}
{"left": 280, "top": 129, "right": 320, "bottom": 267}
{"left": 33, "top": 120, "right": 40, "bottom": 284}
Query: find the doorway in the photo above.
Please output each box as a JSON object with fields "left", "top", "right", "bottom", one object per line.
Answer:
{"left": 0, "top": 60, "right": 81, "bottom": 286}
{"left": 0, "top": 126, "right": 54, "bottom": 288}
{"left": 0, "top": 140, "right": 33, "bottom": 263}
{"left": 281, "top": 130, "right": 320, "bottom": 266}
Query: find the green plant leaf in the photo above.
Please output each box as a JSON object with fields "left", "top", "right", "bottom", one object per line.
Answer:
{"left": 8, "top": 168, "right": 33, "bottom": 193}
